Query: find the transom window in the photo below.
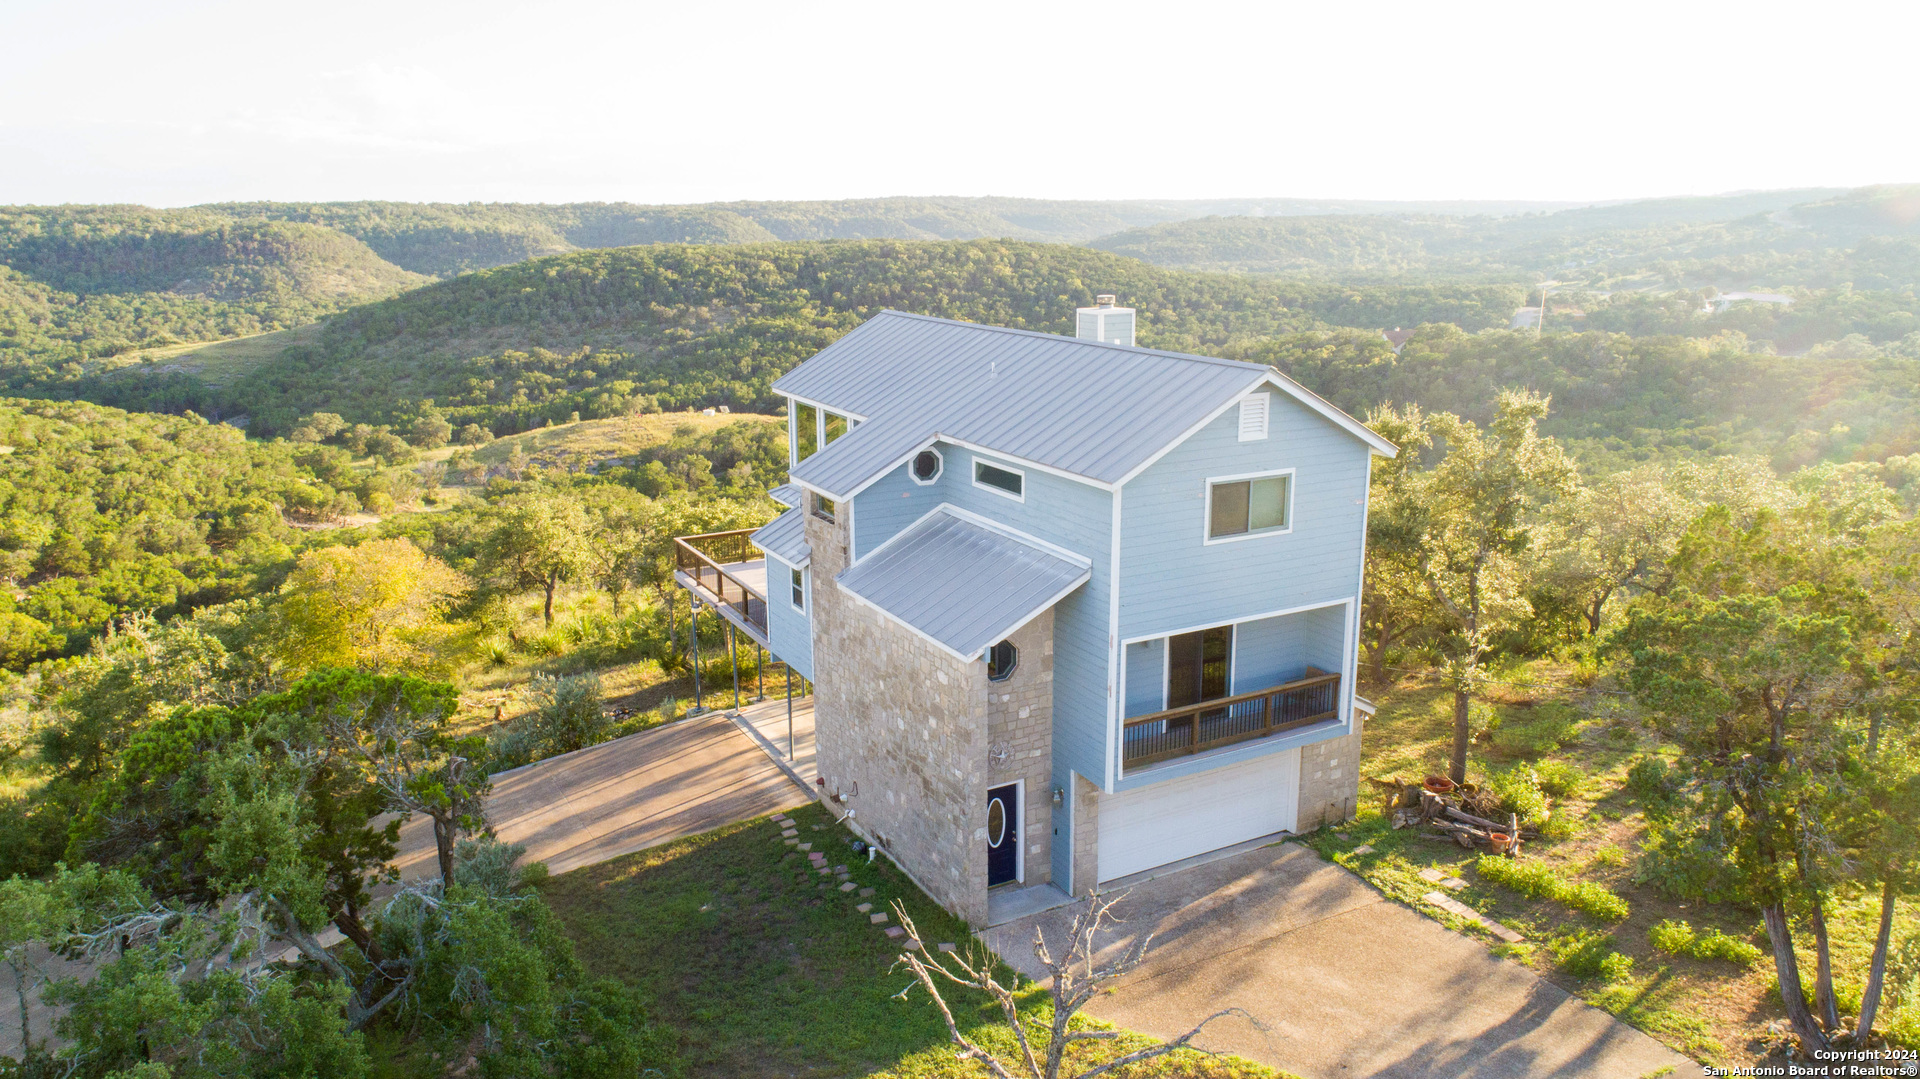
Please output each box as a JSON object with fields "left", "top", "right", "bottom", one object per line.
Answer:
{"left": 973, "top": 459, "right": 1024, "bottom": 501}
{"left": 1206, "top": 471, "right": 1291, "bottom": 542}
{"left": 987, "top": 640, "right": 1018, "bottom": 681}
{"left": 790, "top": 567, "right": 805, "bottom": 610}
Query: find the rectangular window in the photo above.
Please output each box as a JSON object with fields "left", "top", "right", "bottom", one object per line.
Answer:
{"left": 823, "top": 411, "right": 848, "bottom": 446}
{"left": 790, "top": 567, "right": 805, "bottom": 611}
{"left": 811, "top": 492, "right": 835, "bottom": 523}
{"left": 795, "top": 403, "right": 818, "bottom": 462}
{"left": 973, "top": 458, "right": 1024, "bottom": 501}
{"left": 1207, "top": 472, "right": 1291, "bottom": 541}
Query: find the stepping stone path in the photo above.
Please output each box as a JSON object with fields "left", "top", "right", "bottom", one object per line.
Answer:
{"left": 797, "top": 843, "right": 812, "bottom": 852}
{"left": 856, "top": 903, "right": 873, "bottom": 913}
{"left": 784, "top": 839, "right": 798, "bottom": 846}
{"left": 781, "top": 829, "right": 797, "bottom": 838}
{"left": 1423, "top": 891, "right": 1524, "bottom": 943}
{"left": 1350, "top": 844, "right": 1374, "bottom": 856}
{"left": 1418, "top": 867, "right": 1469, "bottom": 890}
{"left": 937, "top": 943, "right": 957, "bottom": 953}
{"left": 859, "top": 888, "right": 875, "bottom": 898}
{"left": 885, "top": 926, "right": 905, "bottom": 939}
{"left": 870, "top": 912, "right": 889, "bottom": 924}
{"left": 839, "top": 882, "right": 857, "bottom": 892}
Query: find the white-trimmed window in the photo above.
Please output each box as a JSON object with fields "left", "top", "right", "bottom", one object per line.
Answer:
{"left": 1238, "top": 393, "right": 1270, "bottom": 442}
{"left": 790, "top": 566, "right": 805, "bottom": 611}
{"left": 811, "top": 492, "right": 836, "bottom": 523}
{"left": 1205, "top": 469, "right": 1293, "bottom": 543}
{"left": 910, "top": 447, "right": 943, "bottom": 485}
{"left": 972, "top": 457, "right": 1025, "bottom": 502}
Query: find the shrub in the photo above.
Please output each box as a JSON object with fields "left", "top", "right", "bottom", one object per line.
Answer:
{"left": 1486, "top": 763, "right": 1552, "bottom": 825}
{"left": 1626, "top": 757, "right": 1683, "bottom": 814}
{"left": 525, "top": 673, "right": 607, "bottom": 756}
{"left": 1476, "top": 855, "right": 1630, "bottom": 922}
{"left": 1648, "top": 920, "right": 1763, "bottom": 966}
{"left": 1550, "top": 929, "right": 1631, "bottom": 981}
{"left": 1533, "top": 759, "right": 1585, "bottom": 798}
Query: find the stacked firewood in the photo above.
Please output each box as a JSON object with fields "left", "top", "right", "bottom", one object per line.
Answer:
{"left": 1368, "top": 776, "right": 1532, "bottom": 856}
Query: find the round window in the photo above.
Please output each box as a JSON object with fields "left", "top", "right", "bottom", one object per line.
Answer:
{"left": 987, "top": 797, "right": 1007, "bottom": 847}
{"left": 911, "top": 448, "right": 942, "bottom": 483}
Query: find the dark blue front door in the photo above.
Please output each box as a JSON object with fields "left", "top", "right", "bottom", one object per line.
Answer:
{"left": 987, "top": 784, "right": 1018, "bottom": 886}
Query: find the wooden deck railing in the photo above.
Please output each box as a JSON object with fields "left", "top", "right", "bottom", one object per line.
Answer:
{"left": 674, "top": 528, "right": 767, "bottom": 634}
{"left": 1121, "top": 667, "right": 1341, "bottom": 769}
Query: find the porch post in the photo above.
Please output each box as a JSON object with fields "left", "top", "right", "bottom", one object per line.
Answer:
{"left": 728, "top": 622, "right": 740, "bottom": 710}
{"left": 690, "top": 595, "right": 703, "bottom": 713}
{"left": 756, "top": 643, "right": 765, "bottom": 701}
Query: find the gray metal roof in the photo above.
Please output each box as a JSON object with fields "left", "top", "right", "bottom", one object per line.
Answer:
{"left": 777, "top": 311, "right": 1274, "bottom": 499}
{"left": 750, "top": 508, "right": 811, "bottom": 567}
{"left": 835, "top": 507, "right": 1091, "bottom": 661}
{"left": 767, "top": 483, "right": 802, "bottom": 509}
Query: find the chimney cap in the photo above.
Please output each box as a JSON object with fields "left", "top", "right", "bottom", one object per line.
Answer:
{"left": 1095, "top": 293, "right": 1117, "bottom": 307}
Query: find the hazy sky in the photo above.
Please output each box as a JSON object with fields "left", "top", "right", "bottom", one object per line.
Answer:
{"left": 3, "top": 0, "right": 1915, "bottom": 207}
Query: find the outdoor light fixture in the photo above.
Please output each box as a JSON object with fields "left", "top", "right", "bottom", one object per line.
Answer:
{"left": 1050, "top": 786, "right": 1064, "bottom": 807}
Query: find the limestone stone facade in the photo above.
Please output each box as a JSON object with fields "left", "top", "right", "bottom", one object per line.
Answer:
{"left": 806, "top": 506, "right": 992, "bottom": 924}
{"left": 985, "top": 610, "right": 1053, "bottom": 887}
{"left": 1070, "top": 772, "right": 1100, "bottom": 896}
{"left": 1294, "top": 711, "right": 1364, "bottom": 830}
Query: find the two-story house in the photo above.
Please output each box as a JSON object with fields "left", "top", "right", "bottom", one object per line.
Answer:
{"left": 675, "top": 299, "right": 1394, "bottom": 926}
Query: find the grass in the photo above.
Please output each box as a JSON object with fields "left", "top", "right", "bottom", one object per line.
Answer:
{"left": 1337, "top": 662, "right": 1920, "bottom": 1068}
{"left": 114, "top": 323, "right": 324, "bottom": 386}
{"left": 448, "top": 409, "right": 778, "bottom": 472}
{"left": 1475, "top": 855, "right": 1631, "bottom": 922}
{"left": 541, "top": 802, "right": 1288, "bottom": 1079}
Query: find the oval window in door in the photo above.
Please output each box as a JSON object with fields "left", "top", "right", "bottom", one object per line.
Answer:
{"left": 987, "top": 796, "right": 1007, "bottom": 847}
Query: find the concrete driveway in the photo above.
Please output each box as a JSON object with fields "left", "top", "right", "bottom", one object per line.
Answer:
{"left": 395, "top": 708, "right": 810, "bottom": 879}
{"left": 979, "top": 843, "right": 1693, "bottom": 1079}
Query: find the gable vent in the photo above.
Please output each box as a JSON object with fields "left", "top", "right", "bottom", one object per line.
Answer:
{"left": 1238, "top": 393, "right": 1270, "bottom": 442}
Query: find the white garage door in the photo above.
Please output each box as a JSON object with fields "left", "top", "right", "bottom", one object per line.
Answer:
{"left": 1097, "top": 748, "right": 1300, "bottom": 883}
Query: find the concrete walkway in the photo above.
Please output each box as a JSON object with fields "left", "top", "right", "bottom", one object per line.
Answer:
{"left": 395, "top": 710, "right": 811, "bottom": 879}
{"left": 979, "top": 842, "right": 1693, "bottom": 1079}
{"left": 730, "top": 694, "right": 816, "bottom": 785}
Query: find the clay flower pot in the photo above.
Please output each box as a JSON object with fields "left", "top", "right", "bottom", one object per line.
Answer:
{"left": 1489, "top": 832, "right": 1513, "bottom": 854}
{"left": 1423, "top": 775, "right": 1456, "bottom": 795}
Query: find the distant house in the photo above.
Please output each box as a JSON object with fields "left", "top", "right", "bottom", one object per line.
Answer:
{"left": 1509, "top": 307, "right": 1542, "bottom": 330}
{"left": 1706, "top": 291, "right": 1793, "bottom": 313}
{"left": 1381, "top": 328, "right": 1414, "bottom": 353}
{"left": 673, "top": 302, "right": 1395, "bottom": 925}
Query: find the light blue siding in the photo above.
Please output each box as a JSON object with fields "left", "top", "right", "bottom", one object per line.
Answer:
{"left": 1123, "top": 639, "right": 1165, "bottom": 717}
{"left": 765, "top": 557, "right": 814, "bottom": 681}
{"left": 1112, "top": 391, "right": 1371, "bottom": 793}
{"left": 1232, "top": 603, "right": 1347, "bottom": 693}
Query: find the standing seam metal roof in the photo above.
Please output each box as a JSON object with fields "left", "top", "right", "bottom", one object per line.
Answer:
{"left": 750, "top": 508, "right": 811, "bottom": 567}
{"left": 776, "top": 312, "right": 1272, "bottom": 498}
{"left": 834, "top": 507, "right": 1091, "bottom": 660}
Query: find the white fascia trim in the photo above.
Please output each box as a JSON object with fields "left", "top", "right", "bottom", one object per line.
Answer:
{"left": 966, "top": 568, "right": 1094, "bottom": 659}
{"left": 783, "top": 392, "right": 868, "bottom": 425}
{"left": 1201, "top": 467, "right": 1296, "bottom": 546}
{"left": 1110, "top": 372, "right": 1270, "bottom": 488}
{"left": 1258, "top": 371, "right": 1399, "bottom": 458}
{"left": 849, "top": 502, "right": 1093, "bottom": 571}
{"left": 753, "top": 543, "right": 810, "bottom": 570}
{"left": 1119, "top": 596, "right": 1355, "bottom": 647}
{"left": 1104, "top": 484, "right": 1123, "bottom": 793}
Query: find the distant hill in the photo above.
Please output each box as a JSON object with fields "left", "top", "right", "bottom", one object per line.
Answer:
{"left": 1086, "top": 186, "right": 1920, "bottom": 289}
{"left": 204, "top": 196, "right": 1601, "bottom": 277}
{"left": 0, "top": 206, "right": 427, "bottom": 401}
{"left": 210, "top": 239, "right": 1524, "bottom": 436}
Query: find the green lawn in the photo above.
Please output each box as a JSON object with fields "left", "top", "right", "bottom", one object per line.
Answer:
{"left": 540, "top": 802, "right": 1287, "bottom": 1079}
